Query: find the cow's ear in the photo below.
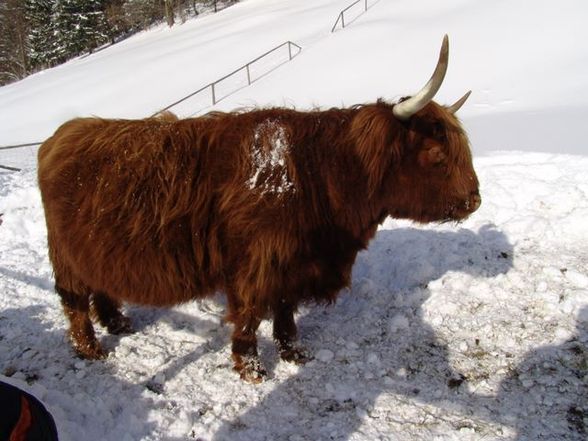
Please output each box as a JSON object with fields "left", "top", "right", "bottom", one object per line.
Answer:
{"left": 351, "top": 107, "right": 400, "bottom": 192}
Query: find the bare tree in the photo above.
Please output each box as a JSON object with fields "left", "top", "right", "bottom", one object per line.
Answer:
{"left": 164, "top": 0, "right": 174, "bottom": 26}
{"left": 0, "top": 0, "right": 29, "bottom": 85}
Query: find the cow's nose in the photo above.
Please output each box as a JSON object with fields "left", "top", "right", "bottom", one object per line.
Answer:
{"left": 470, "top": 192, "right": 481, "bottom": 212}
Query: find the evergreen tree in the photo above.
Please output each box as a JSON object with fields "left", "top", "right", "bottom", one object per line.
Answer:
{"left": 52, "top": 0, "right": 109, "bottom": 62}
{"left": 1, "top": 0, "right": 238, "bottom": 85}
{"left": 25, "top": 0, "right": 57, "bottom": 69}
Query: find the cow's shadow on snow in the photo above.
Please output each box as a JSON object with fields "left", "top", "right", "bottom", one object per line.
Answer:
{"left": 492, "top": 306, "right": 587, "bottom": 440}
{"left": 0, "top": 266, "right": 54, "bottom": 292}
{"left": 212, "top": 224, "right": 521, "bottom": 440}
{"left": 7, "top": 224, "right": 585, "bottom": 440}
{"left": 0, "top": 303, "right": 214, "bottom": 441}
{"left": 210, "top": 224, "right": 588, "bottom": 441}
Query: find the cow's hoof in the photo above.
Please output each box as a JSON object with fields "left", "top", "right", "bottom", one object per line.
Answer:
{"left": 239, "top": 366, "right": 267, "bottom": 384}
{"left": 106, "top": 315, "right": 134, "bottom": 335}
{"left": 233, "top": 354, "right": 267, "bottom": 383}
{"left": 280, "top": 346, "right": 311, "bottom": 365}
{"left": 73, "top": 340, "right": 106, "bottom": 360}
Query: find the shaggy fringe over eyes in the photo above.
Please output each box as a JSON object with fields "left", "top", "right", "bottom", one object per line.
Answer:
{"left": 408, "top": 102, "right": 472, "bottom": 174}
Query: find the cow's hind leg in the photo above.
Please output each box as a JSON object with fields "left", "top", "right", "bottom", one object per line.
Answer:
{"left": 56, "top": 285, "right": 105, "bottom": 359}
{"left": 273, "top": 301, "right": 309, "bottom": 364}
{"left": 91, "top": 293, "right": 134, "bottom": 335}
{"left": 227, "top": 296, "right": 266, "bottom": 383}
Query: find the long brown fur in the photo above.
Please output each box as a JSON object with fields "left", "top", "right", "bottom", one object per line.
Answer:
{"left": 38, "top": 101, "right": 480, "bottom": 381}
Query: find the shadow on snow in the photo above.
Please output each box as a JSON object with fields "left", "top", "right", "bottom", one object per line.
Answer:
{"left": 212, "top": 225, "right": 585, "bottom": 440}
{"left": 3, "top": 224, "right": 586, "bottom": 440}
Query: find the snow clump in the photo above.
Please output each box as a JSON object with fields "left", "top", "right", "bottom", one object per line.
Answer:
{"left": 247, "top": 119, "right": 295, "bottom": 196}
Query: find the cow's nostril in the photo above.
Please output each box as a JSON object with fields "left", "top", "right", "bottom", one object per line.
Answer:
{"left": 471, "top": 193, "right": 482, "bottom": 211}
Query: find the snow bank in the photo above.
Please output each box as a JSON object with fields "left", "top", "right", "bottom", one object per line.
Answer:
{"left": 1, "top": 152, "right": 586, "bottom": 440}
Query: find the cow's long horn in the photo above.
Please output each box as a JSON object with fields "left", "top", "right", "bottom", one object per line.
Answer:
{"left": 393, "top": 35, "right": 449, "bottom": 121}
{"left": 447, "top": 90, "right": 471, "bottom": 114}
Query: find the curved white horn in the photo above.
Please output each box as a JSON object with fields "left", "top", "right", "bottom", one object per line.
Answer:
{"left": 393, "top": 35, "right": 449, "bottom": 121}
{"left": 447, "top": 90, "right": 471, "bottom": 114}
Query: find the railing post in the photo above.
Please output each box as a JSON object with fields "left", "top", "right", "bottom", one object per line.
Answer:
{"left": 332, "top": 0, "right": 372, "bottom": 33}
{"left": 331, "top": 15, "right": 340, "bottom": 32}
{"left": 246, "top": 64, "right": 251, "bottom": 85}
{"left": 211, "top": 83, "right": 216, "bottom": 105}
{"left": 288, "top": 42, "right": 292, "bottom": 60}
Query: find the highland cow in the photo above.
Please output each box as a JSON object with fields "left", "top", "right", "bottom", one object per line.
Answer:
{"left": 38, "top": 35, "right": 480, "bottom": 382}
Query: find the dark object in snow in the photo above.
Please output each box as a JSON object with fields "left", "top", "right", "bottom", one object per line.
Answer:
{"left": 447, "top": 374, "right": 467, "bottom": 389}
{"left": 37, "top": 35, "right": 480, "bottom": 383}
{"left": 0, "top": 380, "right": 59, "bottom": 441}
{"left": 567, "top": 406, "right": 586, "bottom": 435}
{"left": 145, "top": 379, "right": 165, "bottom": 395}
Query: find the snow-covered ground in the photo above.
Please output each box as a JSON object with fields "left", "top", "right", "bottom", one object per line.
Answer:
{"left": 1, "top": 0, "right": 587, "bottom": 440}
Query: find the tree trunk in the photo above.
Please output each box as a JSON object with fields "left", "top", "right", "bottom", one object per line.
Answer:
{"left": 165, "top": 0, "right": 175, "bottom": 27}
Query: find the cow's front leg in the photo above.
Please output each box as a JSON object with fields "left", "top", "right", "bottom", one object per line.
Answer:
{"left": 273, "top": 300, "right": 310, "bottom": 364}
{"left": 229, "top": 307, "right": 266, "bottom": 383}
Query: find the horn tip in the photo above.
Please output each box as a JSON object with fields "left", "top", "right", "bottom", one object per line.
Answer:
{"left": 448, "top": 90, "right": 473, "bottom": 114}
{"left": 440, "top": 34, "right": 449, "bottom": 57}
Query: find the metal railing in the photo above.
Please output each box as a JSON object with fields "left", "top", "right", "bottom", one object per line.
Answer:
{"left": 331, "top": 0, "right": 373, "bottom": 32}
{"left": 0, "top": 142, "right": 43, "bottom": 172}
{"left": 1, "top": 0, "right": 379, "bottom": 167}
{"left": 0, "top": 41, "right": 302, "bottom": 171}
{"left": 0, "top": 142, "right": 42, "bottom": 151}
{"left": 2, "top": 0, "right": 378, "bottom": 171}
{"left": 157, "top": 40, "right": 302, "bottom": 114}
{"left": 0, "top": 164, "right": 22, "bottom": 171}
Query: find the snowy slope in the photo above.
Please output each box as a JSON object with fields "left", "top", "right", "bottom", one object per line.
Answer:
{"left": 1, "top": 0, "right": 587, "bottom": 440}
{"left": 2, "top": 0, "right": 588, "bottom": 154}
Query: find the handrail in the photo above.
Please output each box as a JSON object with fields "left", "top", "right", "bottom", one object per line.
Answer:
{"left": 157, "top": 40, "right": 302, "bottom": 114}
{"left": 0, "top": 142, "right": 43, "bottom": 150}
{"left": 0, "top": 164, "right": 22, "bottom": 171}
{"left": 0, "top": 142, "right": 42, "bottom": 171}
{"left": 331, "top": 0, "right": 372, "bottom": 32}
{"left": 1, "top": 41, "right": 303, "bottom": 155}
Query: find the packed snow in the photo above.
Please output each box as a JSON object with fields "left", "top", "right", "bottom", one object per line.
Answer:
{"left": 247, "top": 119, "right": 294, "bottom": 195}
{"left": 1, "top": 0, "right": 587, "bottom": 440}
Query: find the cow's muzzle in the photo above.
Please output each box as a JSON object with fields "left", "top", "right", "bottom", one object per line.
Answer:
{"left": 449, "top": 191, "right": 481, "bottom": 220}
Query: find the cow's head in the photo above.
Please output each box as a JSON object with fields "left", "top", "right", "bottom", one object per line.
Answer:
{"left": 354, "top": 35, "right": 480, "bottom": 223}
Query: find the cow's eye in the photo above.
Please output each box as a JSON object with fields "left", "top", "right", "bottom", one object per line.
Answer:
{"left": 432, "top": 122, "right": 446, "bottom": 141}
{"left": 428, "top": 145, "right": 447, "bottom": 166}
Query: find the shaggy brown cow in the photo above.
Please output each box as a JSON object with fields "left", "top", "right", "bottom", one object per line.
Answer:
{"left": 38, "top": 35, "right": 480, "bottom": 382}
